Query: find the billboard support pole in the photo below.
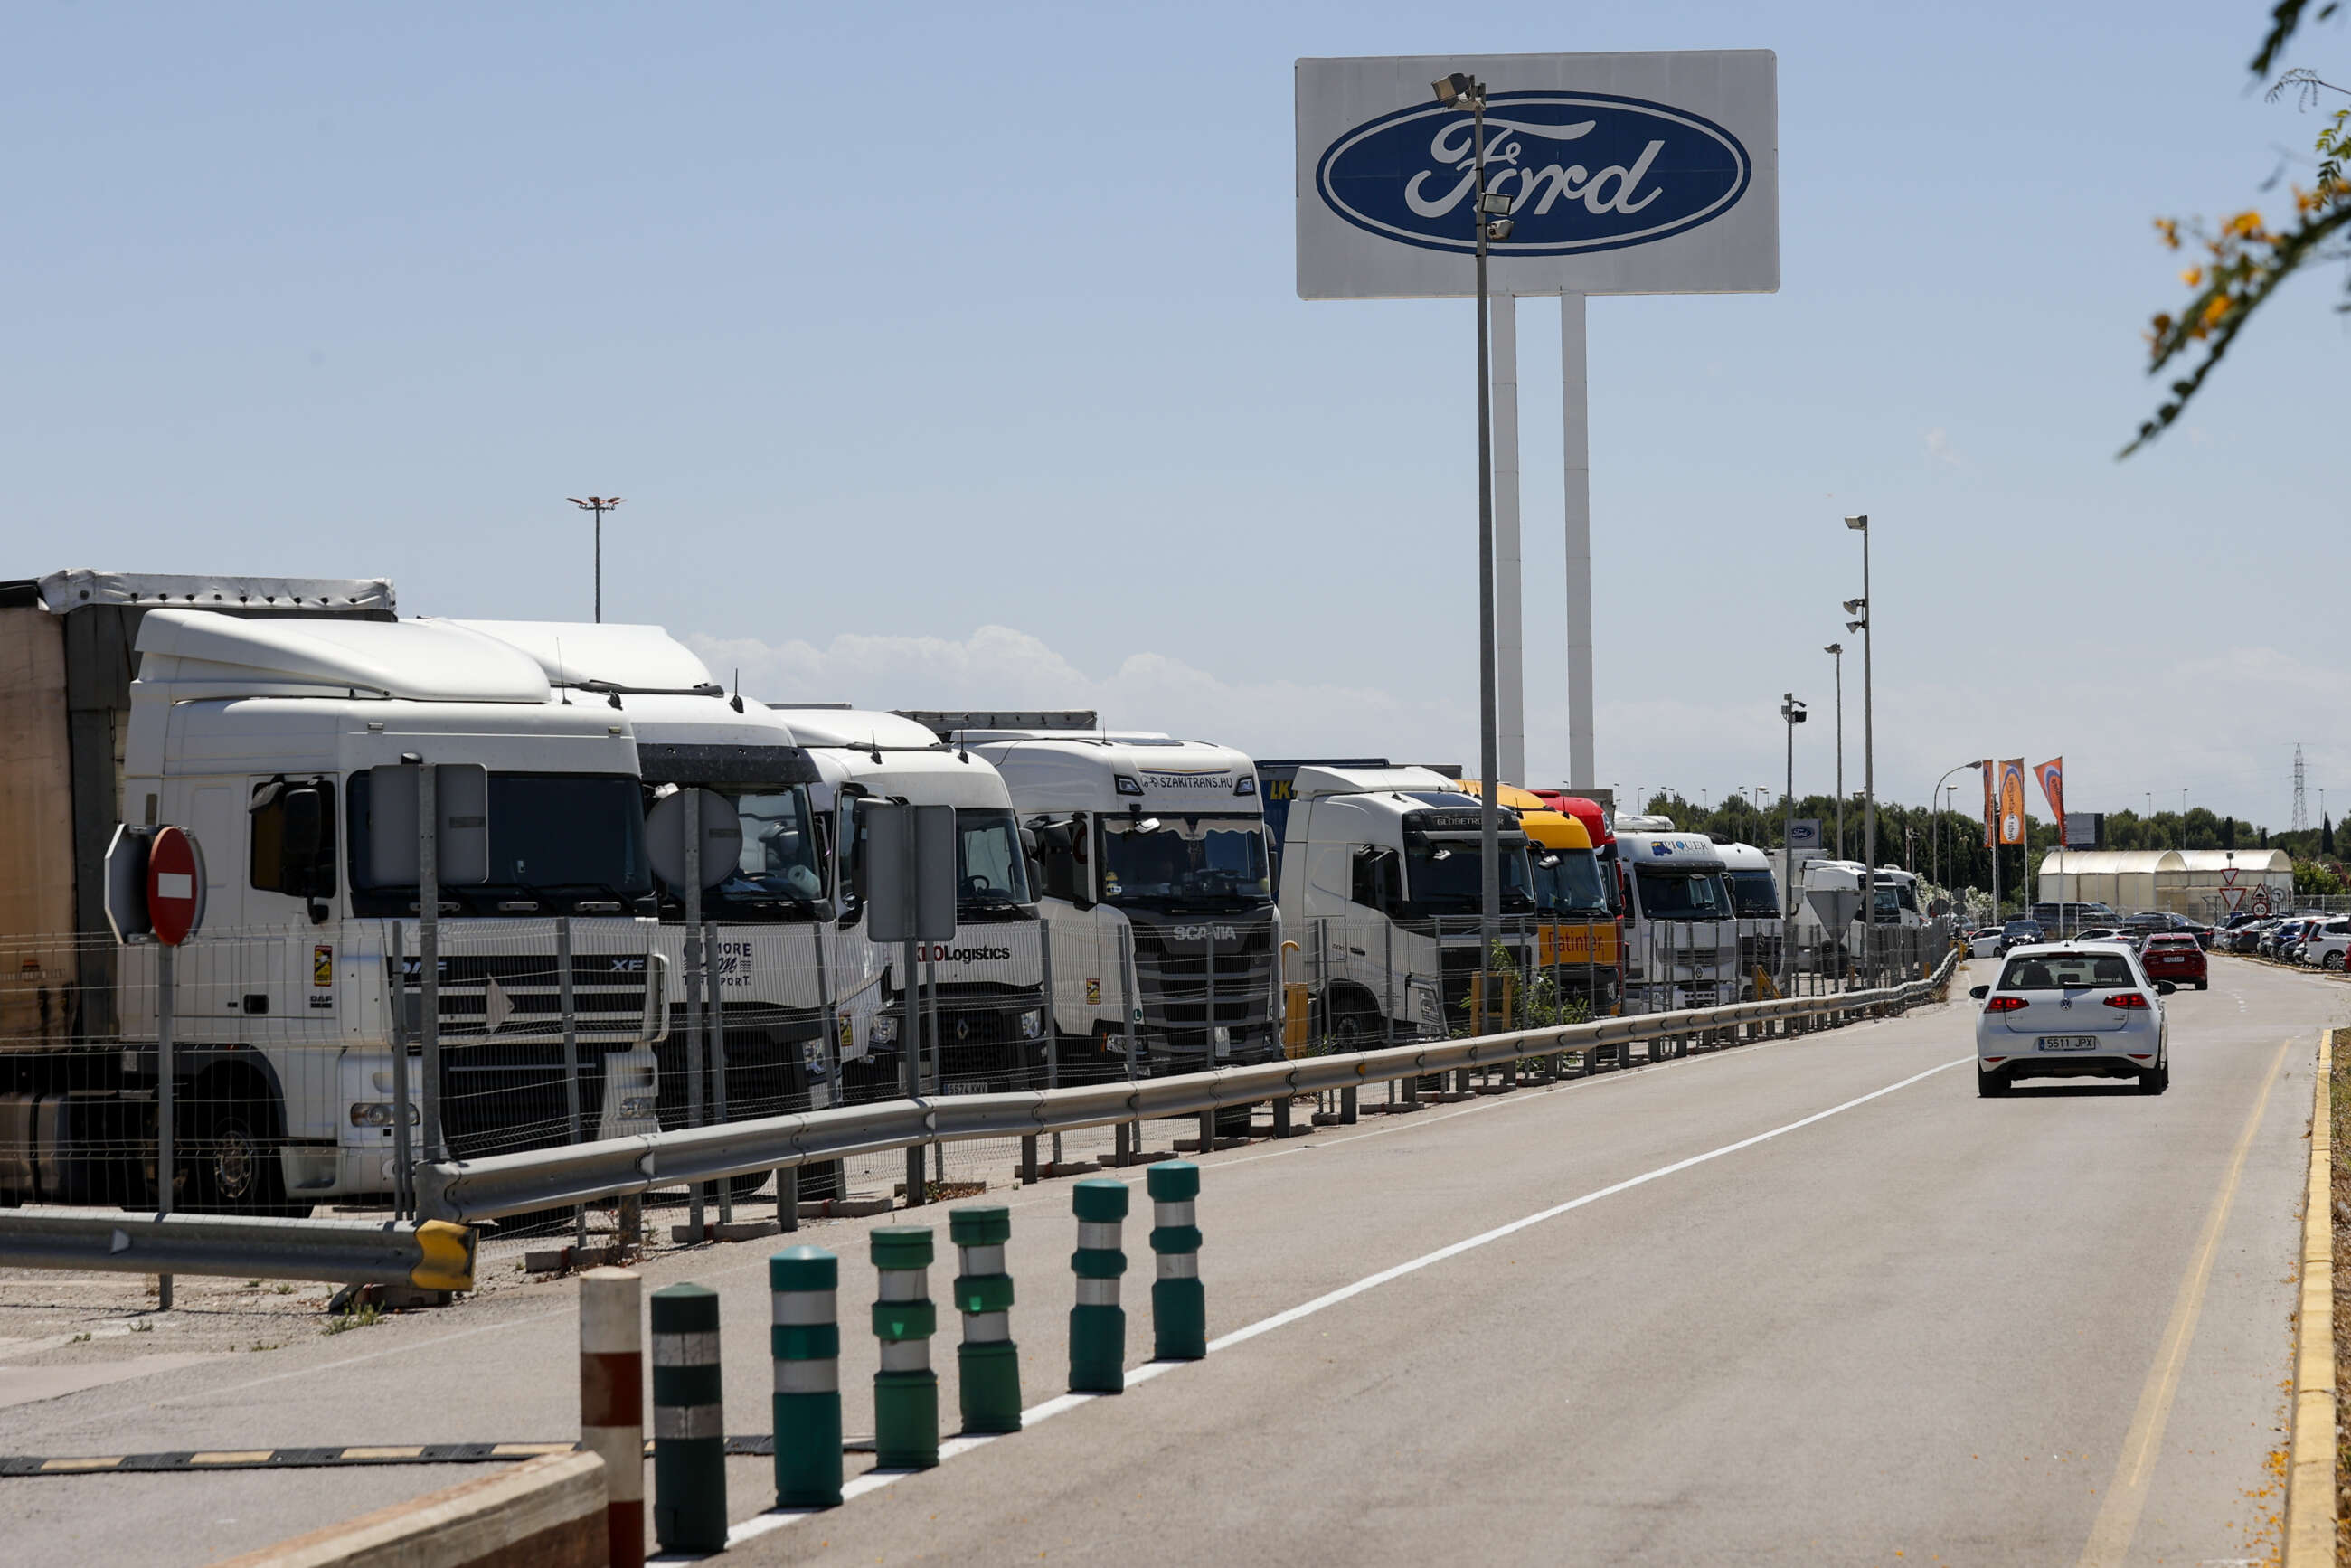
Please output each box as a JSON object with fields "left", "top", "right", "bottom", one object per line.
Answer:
{"left": 1493, "top": 290, "right": 1524, "bottom": 787}
{"left": 1562, "top": 292, "right": 1595, "bottom": 789}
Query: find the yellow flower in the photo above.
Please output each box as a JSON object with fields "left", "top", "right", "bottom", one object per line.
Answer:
{"left": 2198, "top": 295, "right": 2232, "bottom": 331}
{"left": 2179, "top": 267, "right": 2203, "bottom": 286}
{"left": 2224, "top": 210, "right": 2264, "bottom": 238}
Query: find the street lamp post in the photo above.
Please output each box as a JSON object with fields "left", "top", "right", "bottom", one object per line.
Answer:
{"left": 1781, "top": 694, "right": 1807, "bottom": 996}
{"left": 1844, "top": 515, "right": 1874, "bottom": 982}
{"left": 1824, "top": 643, "right": 1845, "bottom": 859}
{"left": 1433, "top": 70, "right": 1516, "bottom": 1004}
{"left": 567, "top": 496, "right": 625, "bottom": 622}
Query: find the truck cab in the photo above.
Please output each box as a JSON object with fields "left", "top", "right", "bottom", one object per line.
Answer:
{"left": 457, "top": 621, "right": 835, "bottom": 1130}
{"left": 0, "top": 588, "right": 665, "bottom": 1214}
{"left": 1611, "top": 821, "right": 1736, "bottom": 1013}
{"left": 770, "top": 707, "right": 1045, "bottom": 1093}
{"left": 1460, "top": 782, "right": 1619, "bottom": 1015}
{"left": 911, "top": 721, "right": 1280, "bottom": 1080}
{"left": 1265, "top": 764, "right": 1537, "bottom": 1045}
{"left": 1716, "top": 841, "right": 1784, "bottom": 997}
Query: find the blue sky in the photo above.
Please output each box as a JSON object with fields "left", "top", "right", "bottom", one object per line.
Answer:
{"left": 5, "top": 3, "right": 2345, "bottom": 830}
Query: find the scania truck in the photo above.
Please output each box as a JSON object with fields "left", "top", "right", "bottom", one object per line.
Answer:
{"left": 901, "top": 714, "right": 1281, "bottom": 1083}
{"left": 1260, "top": 763, "right": 1537, "bottom": 1045}
{"left": 0, "top": 572, "right": 664, "bottom": 1213}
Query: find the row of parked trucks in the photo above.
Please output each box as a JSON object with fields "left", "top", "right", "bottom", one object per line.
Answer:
{"left": 0, "top": 570, "right": 1918, "bottom": 1214}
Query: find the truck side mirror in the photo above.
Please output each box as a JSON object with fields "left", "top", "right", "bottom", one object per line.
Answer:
{"left": 282, "top": 787, "right": 324, "bottom": 860}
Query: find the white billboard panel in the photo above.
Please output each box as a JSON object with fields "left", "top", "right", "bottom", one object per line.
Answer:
{"left": 1296, "top": 51, "right": 1779, "bottom": 300}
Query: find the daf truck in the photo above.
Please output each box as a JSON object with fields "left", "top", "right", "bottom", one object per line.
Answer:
{"left": 0, "top": 572, "right": 664, "bottom": 1213}
{"left": 901, "top": 714, "right": 1280, "bottom": 1082}
{"left": 1260, "top": 764, "right": 1537, "bottom": 1045}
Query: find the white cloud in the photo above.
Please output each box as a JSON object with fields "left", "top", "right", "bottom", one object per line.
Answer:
{"left": 1923, "top": 426, "right": 1961, "bottom": 468}
{"left": 688, "top": 625, "right": 2344, "bottom": 828}
{"left": 688, "top": 625, "right": 1468, "bottom": 761}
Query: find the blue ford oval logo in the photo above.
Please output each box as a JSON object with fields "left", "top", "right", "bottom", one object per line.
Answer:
{"left": 1316, "top": 91, "right": 1752, "bottom": 257}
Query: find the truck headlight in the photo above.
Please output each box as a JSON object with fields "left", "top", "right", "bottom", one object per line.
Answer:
{"left": 870, "top": 1014, "right": 900, "bottom": 1047}
{"left": 348, "top": 1102, "right": 419, "bottom": 1128}
{"left": 618, "top": 1095, "right": 656, "bottom": 1119}
{"left": 800, "top": 1039, "right": 830, "bottom": 1079}
{"left": 1018, "top": 1007, "right": 1044, "bottom": 1041}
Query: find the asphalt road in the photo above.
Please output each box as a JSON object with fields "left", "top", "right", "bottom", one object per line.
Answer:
{"left": 2, "top": 954, "right": 2342, "bottom": 1566}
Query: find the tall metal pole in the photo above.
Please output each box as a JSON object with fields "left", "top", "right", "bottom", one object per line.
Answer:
{"left": 568, "top": 497, "right": 624, "bottom": 624}
{"left": 1855, "top": 519, "right": 1876, "bottom": 982}
{"left": 418, "top": 761, "right": 448, "bottom": 1164}
{"left": 1472, "top": 87, "right": 1501, "bottom": 988}
{"left": 1829, "top": 646, "right": 1845, "bottom": 859}
{"left": 683, "top": 790, "right": 707, "bottom": 1234}
{"left": 1782, "top": 696, "right": 1798, "bottom": 998}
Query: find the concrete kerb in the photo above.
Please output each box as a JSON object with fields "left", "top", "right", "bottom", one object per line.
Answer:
{"left": 206, "top": 1450, "right": 607, "bottom": 1568}
{"left": 2285, "top": 1027, "right": 2338, "bottom": 1566}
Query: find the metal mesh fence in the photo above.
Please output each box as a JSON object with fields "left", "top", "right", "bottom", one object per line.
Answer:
{"left": 1, "top": 910, "right": 1958, "bottom": 1278}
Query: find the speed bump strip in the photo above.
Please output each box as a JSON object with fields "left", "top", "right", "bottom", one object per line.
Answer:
{"left": 0, "top": 1434, "right": 873, "bottom": 1477}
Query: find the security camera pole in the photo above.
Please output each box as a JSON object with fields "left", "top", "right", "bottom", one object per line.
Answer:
{"left": 1434, "top": 69, "right": 1517, "bottom": 993}
{"left": 568, "top": 496, "right": 625, "bottom": 623}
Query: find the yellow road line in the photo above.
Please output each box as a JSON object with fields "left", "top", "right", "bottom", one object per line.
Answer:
{"left": 2286, "top": 1028, "right": 2337, "bottom": 1564}
{"left": 2076, "top": 1034, "right": 2293, "bottom": 1567}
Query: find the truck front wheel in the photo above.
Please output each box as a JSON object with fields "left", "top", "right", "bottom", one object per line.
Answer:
{"left": 184, "top": 1098, "right": 305, "bottom": 1217}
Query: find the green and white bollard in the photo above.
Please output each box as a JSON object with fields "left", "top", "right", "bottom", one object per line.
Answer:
{"left": 949, "top": 1205, "right": 1021, "bottom": 1433}
{"left": 1067, "top": 1178, "right": 1128, "bottom": 1394}
{"left": 650, "top": 1282, "right": 727, "bottom": 1554}
{"left": 770, "top": 1245, "right": 842, "bottom": 1508}
{"left": 1147, "top": 1161, "right": 1204, "bottom": 1361}
{"left": 870, "top": 1227, "right": 939, "bottom": 1469}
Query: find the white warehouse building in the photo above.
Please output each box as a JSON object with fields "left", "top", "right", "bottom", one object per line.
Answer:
{"left": 2035, "top": 847, "right": 2293, "bottom": 919}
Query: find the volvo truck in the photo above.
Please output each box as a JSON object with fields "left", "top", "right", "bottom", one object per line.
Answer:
{"left": 901, "top": 715, "right": 1280, "bottom": 1082}
{"left": 1716, "top": 841, "right": 1784, "bottom": 997}
{"left": 1610, "top": 821, "right": 1736, "bottom": 1013}
{"left": 1260, "top": 764, "right": 1537, "bottom": 1044}
{"left": 0, "top": 572, "right": 664, "bottom": 1213}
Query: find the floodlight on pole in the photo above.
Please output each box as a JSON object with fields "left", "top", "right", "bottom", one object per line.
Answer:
{"left": 1781, "top": 693, "right": 1807, "bottom": 994}
{"left": 1824, "top": 642, "right": 1846, "bottom": 857}
{"left": 1843, "top": 514, "right": 1875, "bottom": 984}
{"left": 567, "top": 496, "right": 625, "bottom": 623}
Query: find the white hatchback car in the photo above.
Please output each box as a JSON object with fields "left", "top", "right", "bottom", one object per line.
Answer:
{"left": 1967, "top": 927, "right": 2005, "bottom": 958}
{"left": 1972, "top": 941, "right": 2173, "bottom": 1097}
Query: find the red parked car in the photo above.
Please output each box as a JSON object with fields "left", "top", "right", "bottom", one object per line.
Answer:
{"left": 2139, "top": 932, "right": 2208, "bottom": 990}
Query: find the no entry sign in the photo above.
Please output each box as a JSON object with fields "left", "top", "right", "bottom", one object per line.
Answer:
{"left": 147, "top": 826, "right": 206, "bottom": 947}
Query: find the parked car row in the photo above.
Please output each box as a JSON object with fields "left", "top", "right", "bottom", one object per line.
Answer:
{"left": 2222, "top": 912, "right": 2351, "bottom": 968}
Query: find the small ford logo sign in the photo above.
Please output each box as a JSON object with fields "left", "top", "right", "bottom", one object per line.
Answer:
{"left": 1315, "top": 91, "right": 1753, "bottom": 257}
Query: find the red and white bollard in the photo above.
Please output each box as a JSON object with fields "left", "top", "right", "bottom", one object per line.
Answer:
{"left": 580, "top": 1267, "right": 645, "bottom": 1568}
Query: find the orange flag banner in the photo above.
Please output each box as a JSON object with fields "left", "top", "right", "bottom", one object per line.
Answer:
{"left": 1998, "top": 760, "right": 2028, "bottom": 846}
{"left": 2035, "top": 758, "right": 2065, "bottom": 846}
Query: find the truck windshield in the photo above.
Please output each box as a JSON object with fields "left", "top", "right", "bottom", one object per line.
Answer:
{"left": 1634, "top": 867, "right": 1733, "bottom": 921}
{"left": 1100, "top": 818, "right": 1270, "bottom": 907}
{"left": 1874, "top": 880, "right": 1921, "bottom": 920}
{"left": 1403, "top": 841, "right": 1534, "bottom": 915}
{"left": 701, "top": 786, "right": 824, "bottom": 920}
{"left": 1726, "top": 869, "right": 1780, "bottom": 917}
{"left": 1533, "top": 849, "right": 1610, "bottom": 913}
{"left": 957, "top": 808, "right": 1033, "bottom": 910}
{"left": 348, "top": 770, "right": 650, "bottom": 914}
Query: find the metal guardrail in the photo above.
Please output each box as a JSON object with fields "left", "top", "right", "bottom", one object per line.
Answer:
{"left": 415, "top": 946, "right": 1963, "bottom": 1225}
{"left": 0, "top": 1209, "right": 477, "bottom": 1290}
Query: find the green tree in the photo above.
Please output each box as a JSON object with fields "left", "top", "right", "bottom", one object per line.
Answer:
{"left": 2294, "top": 857, "right": 2345, "bottom": 894}
{"left": 2128, "top": 3, "right": 2349, "bottom": 452}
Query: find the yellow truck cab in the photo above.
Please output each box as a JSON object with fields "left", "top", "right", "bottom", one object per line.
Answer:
{"left": 1459, "top": 782, "right": 1620, "bottom": 1015}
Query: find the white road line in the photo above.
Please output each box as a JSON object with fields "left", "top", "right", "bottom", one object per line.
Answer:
{"left": 713, "top": 1053, "right": 1973, "bottom": 1552}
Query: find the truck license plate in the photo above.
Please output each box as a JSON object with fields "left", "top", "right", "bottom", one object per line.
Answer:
{"left": 2037, "top": 1035, "right": 2100, "bottom": 1051}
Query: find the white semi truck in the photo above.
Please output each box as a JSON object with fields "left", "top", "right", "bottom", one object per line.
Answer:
{"left": 900, "top": 715, "right": 1281, "bottom": 1082}
{"left": 1715, "top": 841, "right": 1784, "bottom": 997}
{"left": 0, "top": 572, "right": 665, "bottom": 1213}
{"left": 1610, "top": 819, "right": 1737, "bottom": 1013}
{"left": 766, "top": 706, "right": 1047, "bottom": 1093}
{"left": 1262, "top": 764, "right": 1538, "bottom": 1045}
{"left": 455, "top": 621, "right": 835, "bottom": 1147}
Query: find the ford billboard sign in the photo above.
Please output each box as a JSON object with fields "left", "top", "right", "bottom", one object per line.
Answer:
{"left": 1298, "top": 52, "right": 1778, "bottom": 300}
{"left": 1317, "top": 94, "right": 1751, "bottom": 259}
